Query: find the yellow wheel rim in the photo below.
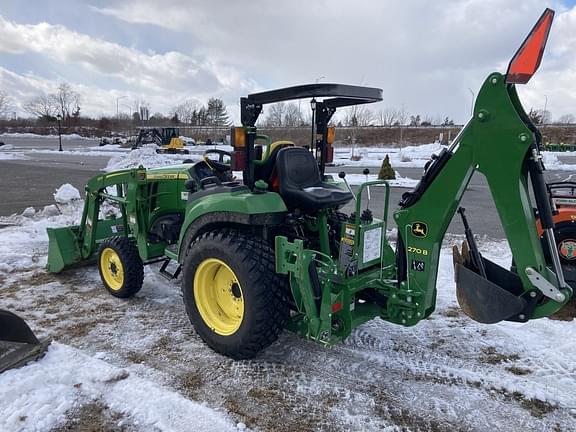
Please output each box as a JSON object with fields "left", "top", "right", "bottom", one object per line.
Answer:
{"left": 100, "top": 248, "right": 125, "bottom": 291}
{"left": 193, "top": 258, "right": 244, "bottom": 336}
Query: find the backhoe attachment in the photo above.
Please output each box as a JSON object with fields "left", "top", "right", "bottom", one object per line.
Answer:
{"left": 0, "top": 310, "right": 50, "bottom": 373}
{"left": 392, "top": 8, "right": 572, "bottom": 327}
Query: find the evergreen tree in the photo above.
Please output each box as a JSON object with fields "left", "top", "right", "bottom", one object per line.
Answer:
{"left": 378, "top": 154, "right": 396, "bottom": 180}
{"left": 206, "top": 97, "right": 230, "bottom": 126}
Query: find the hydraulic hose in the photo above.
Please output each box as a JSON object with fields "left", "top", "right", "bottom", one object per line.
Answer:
{"left": 528, "top": 150, "right": 568, "bottom": 289}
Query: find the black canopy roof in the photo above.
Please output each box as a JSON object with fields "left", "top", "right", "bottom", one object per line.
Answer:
{"left": 241, "top": 83, "right": 382, "bottom": 126}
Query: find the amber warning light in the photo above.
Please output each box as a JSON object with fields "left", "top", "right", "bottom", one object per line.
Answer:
{"left": 506, "top": 8, "right": 554, "bottom": 84}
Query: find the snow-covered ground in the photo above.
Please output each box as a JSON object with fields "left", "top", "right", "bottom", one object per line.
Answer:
{"left": 335, "top": 143, "right": 445, "bottom": 168}
{"left": 336, "top": 143, "right": 576, "bottom": 171}
{"left": 0, "top": 183, "right": 575, "bottom": 431}
{"left": 0, "top": 143, "right": 27, "bottom": 160}
{"left": 1, "top": 134, "right": 576, "bottom": 430}
{"left": 1, "top": 132, "right": 575, "bottom": 174}
{"left": 0, "top": 133, "right": 92, "bottom": 140}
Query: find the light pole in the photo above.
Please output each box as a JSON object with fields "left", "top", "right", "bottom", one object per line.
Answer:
{"left": 315, "top": 76, "right": 326, "bottom": 84}
{"left": 116, "top": 95, "right": 127, "bottom": 119}
{"left": 310, "top": 98, "right": 317, "bottom": 149}
{"left": 468, "top": 88, "right": 475, "bottom": 116}
{"left": 56, "top": 113, "right": 63, "bottom": 152}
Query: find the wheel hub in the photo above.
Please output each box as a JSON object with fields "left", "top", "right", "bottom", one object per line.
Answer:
{"left": 194, "top": 258, "right": 244, "bottom": 336}
{"left": 100, "top": 248, "right": 124, "bottom": 290}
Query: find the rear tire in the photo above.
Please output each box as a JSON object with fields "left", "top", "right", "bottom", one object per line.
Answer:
{"left": 98, "top": 237, "right": 144, "bottom": 298}
{"left": 182, "top": 229, "right": 289, "bottom": 359}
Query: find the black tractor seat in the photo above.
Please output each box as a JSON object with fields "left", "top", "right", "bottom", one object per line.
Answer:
{"left": 276, "top": 147, "right": 353, "bottom": 211}
{"left": 254, "top": 142, "right": 294, "bottom": 190}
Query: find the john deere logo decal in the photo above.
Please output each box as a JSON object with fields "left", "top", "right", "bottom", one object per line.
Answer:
{"left": 559, "top": 239, "right": 576, "bottom": 260}
{"left": 411, "top": 222, "right": 428, "bottom": 238}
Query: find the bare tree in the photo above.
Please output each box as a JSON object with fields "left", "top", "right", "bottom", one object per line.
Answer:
{"left": 409, "top": 114, "right": 421, "bottom": 127}
{"left": 528, "top": 108, "right": 551, "bottom": 125}
{"left": 557, "top": 113, "right": 575, "bottom": 124}
{"left": 421, "top": 115, "right": 434, "bottom": 126}
{"left": 396, "top": 104, "right": 408, "bottom": 126}
{"left": 344, "top": 105, "right": 374, "bottom": 127}
{"left": 23, "top": 94, "right": 58, "bottom": 119}
{"left": 134, "top": 99, "right": 150, "bottom": 122}
{"left": 264, "top": 102, "right": 286, "bottom": 127}
{"left": 171, "top": 99, "right": 199, "bottom": 124}
{"left": 283, "top": 103, "right": 303, "bottom": 127}
{"left": 378, "top": 107, "right": 399, "bottom": 126}
{"left": 55, "top": 82, "right": 80, "bottom": 119}
{"left": 0, "top": 91, "right": 12, "bottom": 118}
{"left": 441, "top": 116, "right": 455, "bottom": 126}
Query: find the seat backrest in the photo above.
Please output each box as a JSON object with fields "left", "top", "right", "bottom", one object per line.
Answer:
{"left": 276, "top": 147, "right": 322, "bottom": 190}
{"left": 254, "top": 143, "right": 295, "bottom": 185}
{"left": 262, "top": 140, "right": 295, "bottom": 160}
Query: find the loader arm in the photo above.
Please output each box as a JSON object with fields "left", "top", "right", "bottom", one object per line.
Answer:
{"left": 47, "top": 167, "right": 150, "bottom": 273}
{"left": 392, "top": 72, "right": 571, "bottom": 325}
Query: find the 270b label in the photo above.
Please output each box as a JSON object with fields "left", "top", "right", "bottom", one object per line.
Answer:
{"left": 407, "top": 246, "right": 428, "bottom": 256}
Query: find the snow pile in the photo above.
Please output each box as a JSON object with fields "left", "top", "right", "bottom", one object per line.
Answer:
{"left": 105, "top": 146, "right": 199, "bottom": 171}
{"left": 0, "top": 187, "right": 84, "bottom": 273}
{"left": 542, "top": 152, "right": 576, "bottom": 171}
{"left": 53, "top": 184, "right": 82, "bottom": 204}
{"left": 21, "top": 207, "right": 36, "bottom": 218}
{"left": 0, "top": 343, "right": 236, "bottom": 432}
{"left": 88, "top": 144, "right": 128, "bottom": 152}
{"left": 333, "top": 171, "right": 418, "bottom": 188}
{"left": 334, "top": 143, "right": 446, "bottom": 168}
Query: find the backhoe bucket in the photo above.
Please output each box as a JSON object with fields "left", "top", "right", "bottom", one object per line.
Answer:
{"left": 453, "top": 245, "right": 527, "bottom": 324}
{"left": 0, "top": 310, "right": 50, "bottom": 373}
{"left": 46, "top": 226, "right": 82, "bottom": 273}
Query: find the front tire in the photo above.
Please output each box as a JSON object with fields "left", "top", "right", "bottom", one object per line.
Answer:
{"left": 182, "top": 229, "right": 289, "bottom": 359}
{"left": 98, "top": 237, "right": 144, "bottom": 298}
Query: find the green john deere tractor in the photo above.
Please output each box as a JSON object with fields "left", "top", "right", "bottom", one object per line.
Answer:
{"left": 17, "top": 8, "right": 571, "bottom": 361}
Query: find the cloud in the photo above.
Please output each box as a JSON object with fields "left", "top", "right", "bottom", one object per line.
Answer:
{"left": 0, "top": 14, "right": 258, "bottom": 116}
{"left": 92, "top": 0, "right": 576, "bottom": 121}
{"left": 1, "top": 1, "right": 575, "bottom": 122}
{"left": 517, "top": 5, "right": 576, "bottom": 118}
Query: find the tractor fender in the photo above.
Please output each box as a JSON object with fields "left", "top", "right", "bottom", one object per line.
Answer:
{"left": 177, "top": 191, "right": 288, "bottom": 263}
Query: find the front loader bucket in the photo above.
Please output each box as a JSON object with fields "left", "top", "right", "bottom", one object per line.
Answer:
{"left": 0, "top": 310, "right": 50, "bottom": 373}
{"left": 453, "top": 245, "right": 527, "bottom": 323}
{"left": 46, "top": 226, "right": 82, "bottom": 273}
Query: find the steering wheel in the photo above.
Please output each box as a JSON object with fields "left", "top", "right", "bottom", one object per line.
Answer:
{"left": 203, "top": 149, "right": 234, "bottom": 183}
{"left": 204, "top": 149, "right": 232, "bottom": 166}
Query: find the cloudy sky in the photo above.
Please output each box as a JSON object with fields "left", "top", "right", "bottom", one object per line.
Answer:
{"left": 0, "top": 0, "right": 575, "bottom": 123}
